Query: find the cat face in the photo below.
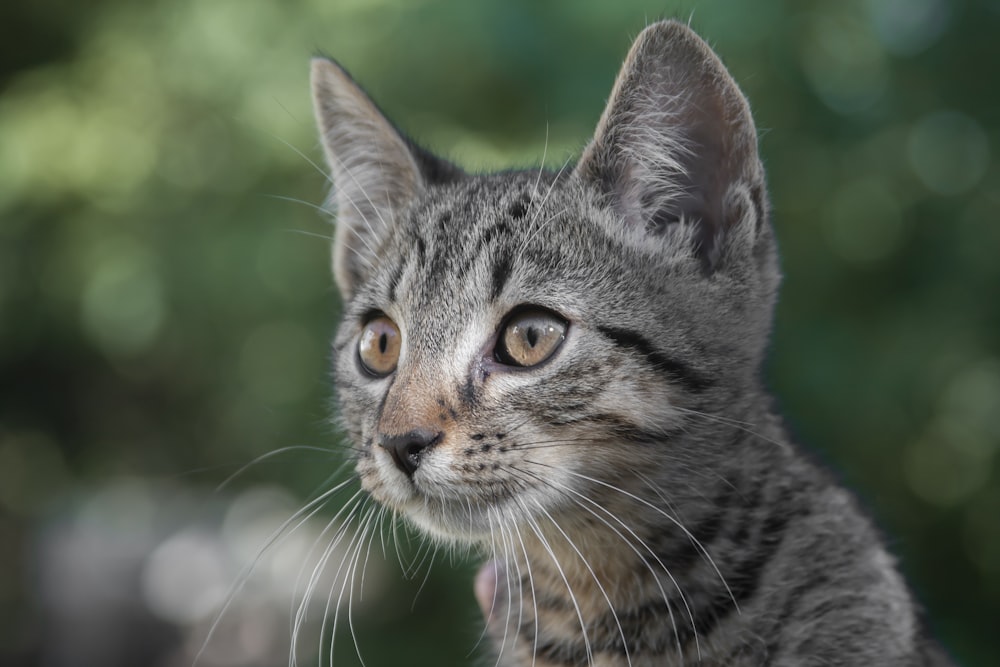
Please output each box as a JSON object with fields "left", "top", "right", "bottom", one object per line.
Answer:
{"left": 313, "top": 21, "right": 779, "bottom": 545}
{"left": 332, "top": 173, "right": 690, "bottom": 540}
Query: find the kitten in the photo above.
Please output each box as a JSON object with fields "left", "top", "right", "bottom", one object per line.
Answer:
{"left": 310, "top": 20, "right": 954, "bottom": 667}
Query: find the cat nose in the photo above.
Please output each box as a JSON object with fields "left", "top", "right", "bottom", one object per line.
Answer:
{"left": 379, "top": 429, "right": 442, "bottom": 477}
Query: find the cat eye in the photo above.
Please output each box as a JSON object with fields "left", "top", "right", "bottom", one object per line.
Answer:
{"left": 495, "top": 308, "right": 567, "bottom": 368}
{"left": 358, "top": 315, "right": 401, "bottom": 376}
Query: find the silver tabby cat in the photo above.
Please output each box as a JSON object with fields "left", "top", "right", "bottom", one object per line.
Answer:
{"left": 310, "top": 20, "right": 954, "bottom": 667}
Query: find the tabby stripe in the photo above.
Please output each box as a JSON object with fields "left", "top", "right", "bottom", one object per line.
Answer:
{"left": 415, "top": 234, "right": 426, "bottom": 265}
{"left": 596, "top": 326, "right": 710, "bottom": 393}
{"left": 474, "top": 218, "right": 511, "bottom": 258}
{"left": 521, "top": 604, "right": 679, "bottom": 662}
{"left": 458, "top": 375, "right": 478, "bottom": 408}
{"left": 545, "top": 412, "right": 680, "bottom": 443}
{"left": 677, "top": 484, "right": 796, "bottom": 643}
{"left": 565, "top": 480, "right": 795, "bottom": 658}
{"left": 434, "top": 209, "right": 452, "bottom": 234}
{"left": 517, "top": 516, "right": 798, "bottom": 662}
{"left": 768, "top": 489, "right": 835, "bottom": 643}
{"left": 385, "top": 258, "right": 405, "bottom": 303}
{"left": 490, "top": 250, "right": 513, "bottom": 301}
{"left": 519, "top": 620, "right": 594, "bottom": 666}
{"left": 454, "top": 217, "right": 511, "bottom": 283}
{"left": 653, "top": 484, "right": 736, "bottom": 571}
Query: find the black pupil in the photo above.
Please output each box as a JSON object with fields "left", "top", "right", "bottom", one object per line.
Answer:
{"left": 526, "top": 326, "right": 538, "bottom": 348}
{"left": 378, "top": 332, "right": 387, "bottom": 354}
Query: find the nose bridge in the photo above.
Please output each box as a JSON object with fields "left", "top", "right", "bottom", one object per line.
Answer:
{"left": 376, "top": 301, "right": 490, "bottom": 441}
{"left": 377, "top": 363, "right": 449, "bottom": 436}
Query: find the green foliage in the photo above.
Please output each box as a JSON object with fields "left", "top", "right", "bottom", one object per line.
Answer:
{"left": 1, "top": 0, "right": 997, "bottom": 665}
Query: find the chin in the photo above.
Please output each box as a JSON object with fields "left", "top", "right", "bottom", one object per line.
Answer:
{"left": 401, "top": 499, "right": 494, "bottom": 546}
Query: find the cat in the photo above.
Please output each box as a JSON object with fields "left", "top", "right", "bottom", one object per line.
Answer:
{"left": 309, "top": 20, "right": 955, "bottom": 667}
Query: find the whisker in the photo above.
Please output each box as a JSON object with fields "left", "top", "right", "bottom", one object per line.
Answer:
{"left": 346, "top": 506, "right": 381, "bottom": 666}
{"left": 673, "top": 404, "right": 791, "bottom": 456}
{"left": 263, "top": 193, "right": 331, "bottom": 215}
{"left": 496, "top": 510, "right": 523, "bottom": 660}
{"left": 268, "top": 131, "right": 335, "bottom": 186}
{"left": 214, "top": 445, "right": 337, "bottom": 493}
{"left": 291, "top": 492, "right": 367, "bottom": 666}
{"left": 198, "top": 477, "right": 353, "bottom": 667}
{"left": 519, "top": 500, "right": 595, "bottom": 666}
{"left": 531, "top": 121, "right": 550, "bottom": 200}
{"left": 488, "top": 506, "right": 514, "bottom": 667}
{"left": 534, "top": 501, "right": 634, "bottom": 667}
{"left": 326, "top": 142, "right": 397, "bottom": 241}
{"left": 410, "top": 549, "right": 437, "bottom": 611}
{"left": 358, "top": 505, "right": 387, "bottom": 597}
{"left": 559, "top": 468, "right": 738, "bottom": 615}
{"left": 510, "top": 463, "right": 691, "bottom": 662}
{"left": 402, "top": 526, "right": 435, "bottom": 580}
{"left": 511, "top": 516, "right": 540, "bottom": 667}
{"left": 322, "top": 503, "right": 378, "bottom": 667}
{"left": 516, "top": 157, "right": 573, "bottom": 261}
{"left": 284, "top": 228, "right": 338, "bottom": 244}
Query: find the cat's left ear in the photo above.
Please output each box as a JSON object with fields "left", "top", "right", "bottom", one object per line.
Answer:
{"left": 311, "top": 58, "right": 458, "bottom": 299}
{"left": 575, "top": 21, "right": 767, "bottom": 271}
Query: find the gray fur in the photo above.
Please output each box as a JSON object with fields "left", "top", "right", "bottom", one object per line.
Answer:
{"left": 311, "top": 20, "right": 953, "bottom": 667}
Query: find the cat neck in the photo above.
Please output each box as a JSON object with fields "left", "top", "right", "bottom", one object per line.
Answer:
{"left": 497, "top": 411, "right": 805, "bottom": 663}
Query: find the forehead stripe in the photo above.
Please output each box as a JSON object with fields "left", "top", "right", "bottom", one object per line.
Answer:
{"left": 490, "top": 250, "right": 513, "bottom": 302}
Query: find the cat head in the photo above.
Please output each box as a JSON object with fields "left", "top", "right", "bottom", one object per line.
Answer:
{"left": 311, "top": 21, "right": 778, "bottom": 542}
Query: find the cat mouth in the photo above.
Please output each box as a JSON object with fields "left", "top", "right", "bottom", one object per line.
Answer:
{"left": 403, "top": 495, "right": 517, "bottom": 542}
{"left": 360, "top": 442, "right": 560, "bottom": 541}
{"left": 368, "top": 475, "right": 531, "bottom": 543}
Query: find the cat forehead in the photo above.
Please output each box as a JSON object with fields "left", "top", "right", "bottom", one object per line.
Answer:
{"left": 416, "top": 170, "right": 576, "bottom": 223}
{"left": 396, "top": 170, "right": 609, "bottom": 261}
{"left": 349, "top": 171, "right": 609, "bottom": 317}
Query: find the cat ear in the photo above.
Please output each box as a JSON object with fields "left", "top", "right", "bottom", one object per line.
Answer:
{"left": 311, "top": 58, "right": 454, "bottom": 298}
{"left": 575, "top": 21, "right": 765, "bottom": 271}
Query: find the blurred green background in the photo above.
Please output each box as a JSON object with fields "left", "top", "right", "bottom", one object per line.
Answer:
{"left": 1, "top": 0, "right": 997, "bottom": 665}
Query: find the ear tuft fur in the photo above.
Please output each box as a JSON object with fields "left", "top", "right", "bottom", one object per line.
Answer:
{"left": 311, "top": 58, "right": 427, "bottom": 298}
{"left": 575, "top": 20, "right": 765, "bottom": 271}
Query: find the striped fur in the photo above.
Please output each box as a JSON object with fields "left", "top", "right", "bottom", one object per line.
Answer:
{"left": 312, "top": 20, "right": 953, "bottom": 667}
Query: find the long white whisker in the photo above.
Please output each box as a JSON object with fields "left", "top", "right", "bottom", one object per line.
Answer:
{"left": 290, "top": 493, "right": 368, "bottom": 666}
{"left": 532, "top": 121, "right": 550, "bottom": 199}
{"left": 489, "top": 506, "right": 514, "bottom": 667}
{"left": 516, "top": 157, "right": 572, "bottom": 261}
{"left": 511, "top": 516, "right": 540, "bottom": 667}
{"left": 264, "top": 193, "right": 333, "bottom": 216}
{"left": 495, "top": 510, "right": 524, "bottom": 659}
{"left": 519, "top": 499, "right": 594, "bottom": 666}
{"left": 270, "top": 132, "right": 334, "bottom": 186}
{"left": 346, "top": 506, "right": 381, "bottom": 666}
{"left": 197, "top": 477, "right": 353, "bottom": 667}
{"left": 358, "top": 505, "right": 387, "bottom": 597}
{"left": 291, "top": 493, "right": 366, "bottom": 666}
{"left": 534, "top": 502, "right": 633, "bottom": 667}
{"left": 323, "top": 503, "right": 378, "bottom": 667}
{"left": 560, "top": 468, "right": 738, "bottom": 614}
{"left": 410, "top": 548, "right": 437, "bottom": 610}
{"left": 511, "top": 464, "right": 690, "bottom": 662}
{"left": 214, "top": 445, "right": 338, "bottom": 493}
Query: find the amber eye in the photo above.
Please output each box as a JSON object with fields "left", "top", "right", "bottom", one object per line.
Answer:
{"left": 495, "top": 308, "right": 567, "bottom": 368}
{"left": 358, "top": 315, "right": 401, "bottom": 376}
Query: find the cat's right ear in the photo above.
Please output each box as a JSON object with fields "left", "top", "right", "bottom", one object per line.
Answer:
{"left": 311, "top": 58, "right": 432, "bottom": 299}
{"left": 575, "top": 21, "right": 766, "bottom": 272}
